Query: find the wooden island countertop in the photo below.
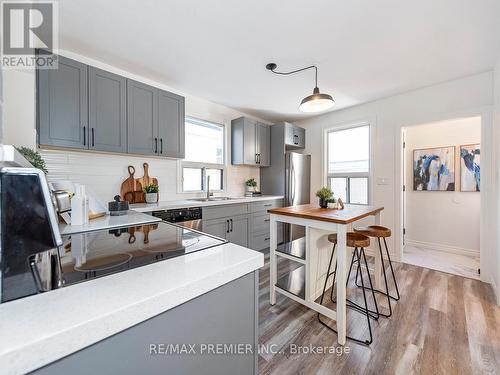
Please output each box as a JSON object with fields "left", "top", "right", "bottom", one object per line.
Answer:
{"left": 268, "top": 204, "right": 384, "bottom": 224}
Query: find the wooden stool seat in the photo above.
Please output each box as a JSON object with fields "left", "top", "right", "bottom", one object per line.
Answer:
{"left": 328, "top": 232, "right": 370, "bottom": 248}
{"left": 354, "top": 225, "right": 391, "bottom": 238}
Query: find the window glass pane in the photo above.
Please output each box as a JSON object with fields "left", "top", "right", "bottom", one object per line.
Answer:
{"left": 349, "top": 177, "right": 368, "bottom": 204}
{"left": 185, "top": 119, "right": 224, "bottom": 164}
{"left": 206, "top": 169, "right": 222, "bottom": 190}
{"left": 330, "top": 177, "right": 347, "bottom": 203}
{"left": 183, "top": 168, "right": 202, "bottom": 191}
{"left": 328, "top": 126, "right": 369, "bottom": 173}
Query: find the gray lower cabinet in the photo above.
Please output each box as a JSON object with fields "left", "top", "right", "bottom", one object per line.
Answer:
{"left": 37, "top": 55, "right": 88, "bottom": 149}
{"left": 88, "top": 67, "right": 127, "bottom": 152}
{"left": 158, "top": 89, "right": 185, "bottom": 158}
{"left": 127, "top": 79, "right": 158, "bottom": 156}
{"left": 34, "top": 272, "right": 259, "bottom": 375}
{"left": 203, "top": 215, "right": 249, "bottom": 248}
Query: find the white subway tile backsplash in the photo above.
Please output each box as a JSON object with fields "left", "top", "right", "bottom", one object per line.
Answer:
{"left": 40, "top": 149, "right": 260, "bottom": 204}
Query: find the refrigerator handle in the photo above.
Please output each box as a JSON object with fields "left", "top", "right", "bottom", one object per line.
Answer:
{"left": 291, "top": 164, "right": 296, "bottom": 204}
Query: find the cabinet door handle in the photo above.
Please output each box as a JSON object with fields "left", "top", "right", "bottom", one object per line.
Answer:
{"left": 264, "top": 219, "right": 270, "bottom": 222}
{"left": 264, "top": 237, "right": 270, "bottom": 241}
{"left": 83, "top": 126, "right": 86, "bottom": 146}
{"left": 160, "top": 138, "right": 163, "bottom": 154}
{"left": 226, "top": 219, "right": 230, "bottom": 233}
{"left": 263, "top": 204, "right": 272, "bottom": 207}
{"left": 154, "top": 138, "right": 158, "bottom": 153}
{"left": 230, "top": 219, "right": 233, "bottom": 232}
{"left": 91, "top": 128, "right": 95, "bottom": 147}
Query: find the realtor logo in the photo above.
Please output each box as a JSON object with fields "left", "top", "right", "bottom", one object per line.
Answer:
{"left": 1, "top": 1, "right": 58, "bottom": 69}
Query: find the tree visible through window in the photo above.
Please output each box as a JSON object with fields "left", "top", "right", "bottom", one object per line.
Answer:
{"left": 327, "top": 125, "right": 370, "bottom": 204}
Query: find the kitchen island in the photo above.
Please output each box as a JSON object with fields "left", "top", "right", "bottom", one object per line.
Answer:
{"left": 268, "top": 204, "right": 384, "bottom": 346}
{"left": 0, "top": 234, "right": 263, "bottom": 375}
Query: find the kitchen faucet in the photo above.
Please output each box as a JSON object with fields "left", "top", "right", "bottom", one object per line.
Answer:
{"left": 206, "top": 174, "right": 212, "bottom": 200}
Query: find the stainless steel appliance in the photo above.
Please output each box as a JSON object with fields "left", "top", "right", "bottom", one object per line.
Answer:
{"left": 261, "top": 151, "right": 311, "bottom": 241}
{"left": 0, "top": 146, "right": 63, "bottom": 303}
{"left": 150, "top": 207, "right": 203, "bottom": 231}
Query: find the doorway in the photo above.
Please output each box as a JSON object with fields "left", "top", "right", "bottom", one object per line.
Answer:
{"left": 401, "top": 117, "right": 481, "bottom": 279}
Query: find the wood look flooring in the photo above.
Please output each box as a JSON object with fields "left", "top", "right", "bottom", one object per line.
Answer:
{"left": 257, "top": 249, "right": 500, "bottom": 374}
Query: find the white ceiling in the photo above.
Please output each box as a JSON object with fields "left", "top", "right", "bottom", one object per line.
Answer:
{"left": 59, "top": 0, "right": 500, "bottom": 122}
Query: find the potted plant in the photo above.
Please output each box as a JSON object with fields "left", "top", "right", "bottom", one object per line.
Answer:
{"left": 245, "top": 178, "right": 258, "bottom": 192}
{"left": 15, "top": 146, "right": 48, "bottom": 174}
{"left": 143, "top": 183, "right": 159, "bottom": 203}
{"left": 315, "top": 187, "right": 334, "bottom": 208}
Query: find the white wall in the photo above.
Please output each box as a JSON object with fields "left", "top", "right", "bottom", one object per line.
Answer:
{"left": 1, "top": 50, "right": 265, "bottom": 202}
{"left": 494, "top": 56, "right": 500, "bottom": 304}
{"left": 404, "top": 117, "right": 480, "bottom": 254}
{"left": 296, "top": 72, "right": 496, "bottom": 289}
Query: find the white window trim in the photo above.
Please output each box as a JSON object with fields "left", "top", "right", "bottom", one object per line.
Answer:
{"left": 178, "top": 117, "right": 227, "bottom": 194}
{"left": 322, "top": 120, "right": 374, "bottom": 205}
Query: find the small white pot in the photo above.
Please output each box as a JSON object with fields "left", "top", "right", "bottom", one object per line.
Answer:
{"left": 145, "top": 193, "right": 158, "bottom": 203}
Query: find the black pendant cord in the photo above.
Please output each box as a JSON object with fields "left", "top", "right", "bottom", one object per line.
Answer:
{"left": 266, "top": 63, "right": 318, "bottom": 88}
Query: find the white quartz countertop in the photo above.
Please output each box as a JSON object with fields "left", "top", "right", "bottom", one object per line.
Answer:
{"left": 0, "top": 243, "right": 264, "bottom": 375}
{"left": 59, "top": 210, "right": 161, "bottom": 235}
{"left": 130, "top": 195, "right": 284, "bottom": 212}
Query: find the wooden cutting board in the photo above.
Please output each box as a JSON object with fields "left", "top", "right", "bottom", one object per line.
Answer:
{"left": 121, "top": 166, "right": 143, "bottom": 203}
{"left": 137, "top": 163, "right": 159, "bottom": 188}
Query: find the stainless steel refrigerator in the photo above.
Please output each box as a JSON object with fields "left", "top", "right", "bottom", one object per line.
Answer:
{"left": 261, "top": 150, "right": 311, "bottom": 242}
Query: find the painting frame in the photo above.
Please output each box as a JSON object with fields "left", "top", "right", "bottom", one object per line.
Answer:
{"left": 413, "top": 145, "right": 456, "bottom": 191}
{"left": 459, "top": 143, "right": 480, "bottom": 192}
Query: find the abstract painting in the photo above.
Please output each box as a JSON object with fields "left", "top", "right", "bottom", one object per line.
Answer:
{"left": 460, "top": 144, "right": 480, "bottom": 192}
{"left": 413, "top": 146, "right": 455, "bottom": 191}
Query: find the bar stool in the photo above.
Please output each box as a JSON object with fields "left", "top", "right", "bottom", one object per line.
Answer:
{"left": 317, "top": 232, "right": 378, "bottom": 345}
{"left": 353, "top": 225, "right": 400, "bottom": 318}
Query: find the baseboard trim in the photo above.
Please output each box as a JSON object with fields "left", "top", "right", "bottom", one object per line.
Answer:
{"left": 405, "top": 239, "right": 479, "bottom": 257}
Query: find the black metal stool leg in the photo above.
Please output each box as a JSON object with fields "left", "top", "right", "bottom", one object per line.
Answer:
{"left": 318, "top": 247, "right": 374, "bottom": 345}
{"left": 383, "top": 237, "right": 400, "bottom": 301}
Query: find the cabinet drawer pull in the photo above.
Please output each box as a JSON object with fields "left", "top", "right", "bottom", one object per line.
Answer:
{"left": 160, "top": 138, "right": 163, "bottom": 154}
{"left": 83, "top": 126, "right": 86, "bottom": 146}
{"left": 263, "top": 204, "right": 272, "bottom": 207}
{"left": 264, "top": 219, "right": 270, "bottom": 222}
{"left": 264, "top": 237, "right": 270, "bottom": 241}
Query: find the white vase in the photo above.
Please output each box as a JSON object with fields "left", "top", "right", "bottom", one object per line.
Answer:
{"left": 145, "top": 193, "right": 158, "bottom": 203}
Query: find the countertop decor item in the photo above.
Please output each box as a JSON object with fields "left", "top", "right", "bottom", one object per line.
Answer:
{"left": 245, "top": 178, "right": 258, "bottom": 192}
{"left": 265, "top": 63, "right": 334, "bottom": 113}
{"left": 121, "top": 166, "right": 143, "bottom": 203}
{"left": 315, "top": 186, "right": 333, "bottom": 208}
{"left": 109, "top": 195, "right": 130, "bottom": 216}
{"left": 143, "top": 183, "right": 159, "bottom": 203}
{"left": 15, "top": 146, "right": 48, "bottom": 173}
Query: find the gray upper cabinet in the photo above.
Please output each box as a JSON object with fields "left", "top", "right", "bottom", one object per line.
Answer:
{"left": 127, "top": 80, "right": 158, "bottom": 156}
{"left": 283, "top": 122, "right": 306, "bottom": 149}
{"left": 37, "top": 53, "right": 185, "bottom": 158}
{"left": 158, "top": 89, "right": 185, "bottom": 158}
{"left": 37, "top": 55, "right": 88, "bottom": 149}
{"left": 231, "top": 117, "right": 270, "bottom": 167}
{"left": 88, "top": 67, "right": 127, "bottom": 153}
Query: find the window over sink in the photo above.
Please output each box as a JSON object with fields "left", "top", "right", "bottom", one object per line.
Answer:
{"left": 326, "top": 124, "right": 370, "bottom": 204}
{"left": 182, "top": 118, "right": 225, "bottom": 192}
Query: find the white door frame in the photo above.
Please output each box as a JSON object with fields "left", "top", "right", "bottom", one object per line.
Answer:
{"left": 396, "top": 107, "right": 493, "bottom": 284}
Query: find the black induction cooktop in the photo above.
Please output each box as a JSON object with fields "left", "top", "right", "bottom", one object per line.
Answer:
{"left": 1, "top": 222, "right": 227, "bottom": 303}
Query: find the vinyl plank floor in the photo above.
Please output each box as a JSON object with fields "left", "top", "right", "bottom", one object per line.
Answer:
{"left": 257, "top": 249, "right": 500, "bottom": 375}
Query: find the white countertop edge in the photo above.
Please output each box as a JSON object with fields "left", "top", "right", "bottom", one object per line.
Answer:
{"left": 0, "top": 244, "right": 264, "bottom": 375}
{"left": 130, "top": 195, "right": 284, "bottom": 212}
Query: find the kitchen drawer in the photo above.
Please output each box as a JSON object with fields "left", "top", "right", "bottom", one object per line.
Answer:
{"left": 251, "top": 212, "right": 271, "bottom": 234}
{"left": 202, "top": 204, "right": 248, "bottom": 220}
{"left": 249, "top": 225, "right": 284, "bottom": 250}
{"left": 249, "top": 199, "right": 282, "bottom": 213}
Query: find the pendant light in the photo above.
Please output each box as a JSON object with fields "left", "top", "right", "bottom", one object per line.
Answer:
{"left": 266, "top": 63, "right": 334, "bottom": 113}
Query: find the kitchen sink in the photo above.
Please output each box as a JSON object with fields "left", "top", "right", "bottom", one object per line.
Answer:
{"left": 188, "top": 197, "right": 237, "bottom": 202}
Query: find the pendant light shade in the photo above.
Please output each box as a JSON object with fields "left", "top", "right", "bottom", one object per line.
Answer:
{"left": 299, "top": 87, "right": 335, "bottom": 113}
{"left": 266, "top": 63, "right": 334, "bottom": 113}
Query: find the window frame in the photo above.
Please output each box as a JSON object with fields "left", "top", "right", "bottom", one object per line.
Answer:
{"left": 179, "top": 117, "right": 227, "bottom": 193}
{"left": 324, "top": 122, "right": 372, "bottom": 205}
